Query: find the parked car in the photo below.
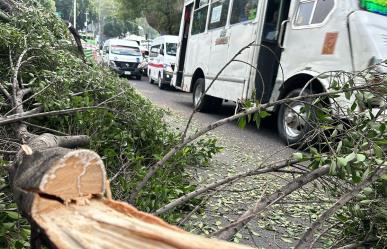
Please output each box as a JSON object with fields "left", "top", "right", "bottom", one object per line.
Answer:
{"left": 148, "top": 35, "right": 178, "bottom": 89}
{"left": 101, "top": 39, "right": 143, "bottom": 80}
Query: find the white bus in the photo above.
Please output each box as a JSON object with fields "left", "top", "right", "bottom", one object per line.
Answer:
{"left": 172, "top": 0, "right": 387, "bottom": 144}
{"left": 148, "top": 36, "right": 179, "bottom": 89}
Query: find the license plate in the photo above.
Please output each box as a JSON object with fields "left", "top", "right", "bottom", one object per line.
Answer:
{"left": 124, "top": 71, "right": 131, "bottom": 75}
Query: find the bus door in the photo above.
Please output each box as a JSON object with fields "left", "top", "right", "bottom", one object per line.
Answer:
{"left": 227, "top": 0, "right": 260, "bottom": 99}
{"left": 176, "top": 3, "right": 193, "bottom": 88}
{"left": 207, "top": 0, "right": 231, "bottom": 85}
{"left": 255, "top": 0, "right": 290, "bottom": 103}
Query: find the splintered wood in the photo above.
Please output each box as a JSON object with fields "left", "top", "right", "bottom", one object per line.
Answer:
{"left": 34, "top": 199, "right": 251, "bottom": 249}
{"left": 17, "top": 148, "right": 252, "bottom": 249}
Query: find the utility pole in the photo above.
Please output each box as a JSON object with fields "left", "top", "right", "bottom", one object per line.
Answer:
{"left": 73, "top": 0, "right": 77, "bottom": 30}
{"left": 85, "top": 11, "right": 89, "bottom": 30}
{"left": 98, "top": 0, "right": 101, "bottom": 42}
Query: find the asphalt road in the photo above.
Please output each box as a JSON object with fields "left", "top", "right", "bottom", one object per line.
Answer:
{"left": 129, "top": 77, "right": 311, "bottom": 248}
{"left": 130, "top": 77, "right": 291, "bottom": 162}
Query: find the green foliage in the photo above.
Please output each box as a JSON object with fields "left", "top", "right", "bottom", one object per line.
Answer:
{"left": 0, "top": 161, "right": 30, "bottom": 249}
{"left": 103, "top": 16, "right": 140, "bottom": 38}
{"left": 117, "top": 0, "right": 184, "bottom": 34}
{"left": 0, "top": 1, "right": 221, "bottom": 246}
{"left": 287, "top": 70, "right": 387, "bottom": 247}
{"left": 55, "top": 0, "right": 98, "bottom": 30}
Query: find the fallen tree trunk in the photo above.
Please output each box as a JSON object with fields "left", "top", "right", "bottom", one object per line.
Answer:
{"left": 10, "top": 134, "right": 252, "bottom": 249}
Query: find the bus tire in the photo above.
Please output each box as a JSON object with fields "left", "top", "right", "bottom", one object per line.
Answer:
{"left": 193, "top": 78, "right": 222, "bottom": 112}
{"left": 158, "top": 74, "right": 166, "bottom": 90}
{"left": 277, "top": 88, "right": 314, "bottom": 148}
{"left": 148, "top": 73, "right": 154, "bottom": 84}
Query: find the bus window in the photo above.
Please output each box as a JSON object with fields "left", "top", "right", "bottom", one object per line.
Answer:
{"left": 192, "top": 3, "right": 209, "bottom": 35}
{"left": 150, "top": 45, "right": 160, "bottom": 57}
{"left": 230, "top": 0, "right": 258, "bottom": 24}
{"left": 294, "top": 0, "right": 335, "bottom": 26}
{"left": 311, "top": 0, "right": 334, "bottom": 24}
{"left": 262, "top": 0, "right": 281, "bottom": 41}
{"left": 295, "top": 1, "right": 315, "bottom": 26}
{"left": 208, "top": 0, "right": 230, "bottom": 30}
{"left": 196, "top": 0, "right": 209, "bottom": 8}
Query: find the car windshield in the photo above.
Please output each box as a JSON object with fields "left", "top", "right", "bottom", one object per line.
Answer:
{"left": 166, "top": 43, "right": 177, "bottom": 56}
{"left": 111, "top": 45, "right": 141, "bottom": 56}
{"left": 360, "top": 0, "right": 387, "bottom": 16}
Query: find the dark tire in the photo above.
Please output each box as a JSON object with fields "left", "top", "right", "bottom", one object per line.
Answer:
{"left": 192, "top": 78, "right": 222, "bottom": 112}
{"left": 277, "top": 88, "right": 314, "bottom": 148}
{"left": 158, "top": 74, "right": 166, "bottom": 90}
{"left": 148, "top": 73, "right": 154, "bottom": 84}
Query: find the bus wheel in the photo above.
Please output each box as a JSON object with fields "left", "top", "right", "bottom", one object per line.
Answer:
{"left": 277, "top": 88, "right": 313, "bottom": 147}
{"left": 193, "top": 78, "right": 222, "bottom": 112}
{"left": 148, "top": 74, "right": 155, "bottom": 84}
{"left": 158, "top": 75, "right": 166, "bottom": 90}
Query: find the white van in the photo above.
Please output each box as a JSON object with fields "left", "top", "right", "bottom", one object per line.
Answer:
{"left": 172, "top": 0, "right": 387, "bottom": 145}
{"left": 102, "top": 39, "right": 143, "bottom": 80}
{"left": 148, "top": 36, "right": 179, "bottom": 89}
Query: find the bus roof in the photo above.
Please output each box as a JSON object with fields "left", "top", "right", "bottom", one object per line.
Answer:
{"left": 151, "top": 35, "right": 178, "bottom": 46}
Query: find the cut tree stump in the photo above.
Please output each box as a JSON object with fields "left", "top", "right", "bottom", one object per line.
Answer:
{"left": 11, "top": 142, "right": 252, "bottom": 249}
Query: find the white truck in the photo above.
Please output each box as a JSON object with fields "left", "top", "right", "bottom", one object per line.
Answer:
{"left": 102, "top": 39, "right": 143, "bottom": 80}
{"left": 148, "top": 35, "right": 179, "bottom": 89}
{"left": 172, "top": 0, "right": 387, "bottom": 144}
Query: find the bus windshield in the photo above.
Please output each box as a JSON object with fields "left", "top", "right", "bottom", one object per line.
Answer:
{"left": 166, "top": 43, "right": 177, "bottom": 56}
{"left": 111, "top": 45, "right": 141, "bottom": 56}
{"left": 360, "top": 0, "right": 387, "bottom": 16}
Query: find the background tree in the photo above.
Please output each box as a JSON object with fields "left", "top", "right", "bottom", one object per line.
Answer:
{"left": 117, "top": 0, "right": 184, "bottom": 35}
{"left": 55, "top": 0, "right": 98, "bottom": 30}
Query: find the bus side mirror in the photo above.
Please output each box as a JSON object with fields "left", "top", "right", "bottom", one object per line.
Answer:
{"left": 160, "top": 48, "right": 164, "bottom": 56}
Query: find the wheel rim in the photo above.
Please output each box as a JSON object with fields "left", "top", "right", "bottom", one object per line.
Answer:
{"left": 194, "top": 83, "right": 203, "bottom": 107}
{"left": 283, "top": 102, "right": 308, "bottom": 139}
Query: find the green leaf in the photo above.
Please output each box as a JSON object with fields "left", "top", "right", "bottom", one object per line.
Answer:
{"left": 330, "top": 160, "right": 337, "bottom": 175}
{"left": 281, "top": 237, "right": 293, "bottom": 243}
{"left": 293, "top": 152, "right": 304, "bottom": 161}
{"left": 238, "top": 117, "right": 247, "bottom": 129}
{"left": 6, "top": 211, "right": 19, "bottom": 220}
{"left": 356, "top": 154, "right": 366, "bottom": 163}
{"left": 259, "top": 111, "right": 270, "bottom": 119}
{"left": 345, "top": 152, "right": 356, "bottom": 163}
{"left": 337, "top": 157, "right": 348, "bottom": 167}
{"left": 374, "top": 144, "right": 383, "bottom": 158}
{"left": 336, "top": 141, "right": 343, "bottom": 153}
{"left": 350, "top": 102, "right": 357, "bottom": 112}
{"left": 381, "top": 174, "right": 387, "bottom": 180}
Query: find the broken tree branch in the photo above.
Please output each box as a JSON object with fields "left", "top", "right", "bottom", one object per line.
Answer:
{"left": 129, "top": 82, "right": 383, "bottom": 203}
{"left": 0, "top": 106, "right": 104, "bottom": 126}
{"left": 9, "top": 133, "right": 253, "bottom": 249}
{"left": 0, "top": 81, "right": 12, "bottom": 102}
{"left": 154, "top": 159, "right": 296, "bottom": 215}
{"left": 295, "top": 166, "right": 387, "bottom": 249}
{"left": 213, "top": 165, "right": 330, "bottom": 241}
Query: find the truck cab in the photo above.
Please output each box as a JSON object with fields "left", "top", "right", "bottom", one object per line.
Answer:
{"left": 102, "top": 39, "right": 143, "bottom": 80}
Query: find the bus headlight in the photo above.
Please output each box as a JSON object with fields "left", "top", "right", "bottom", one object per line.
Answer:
{"left": 109, "top": 60, "right": 118, "bottom": 68}
{"left": 164, "top": 64, "right": 173, "bottom": 73}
